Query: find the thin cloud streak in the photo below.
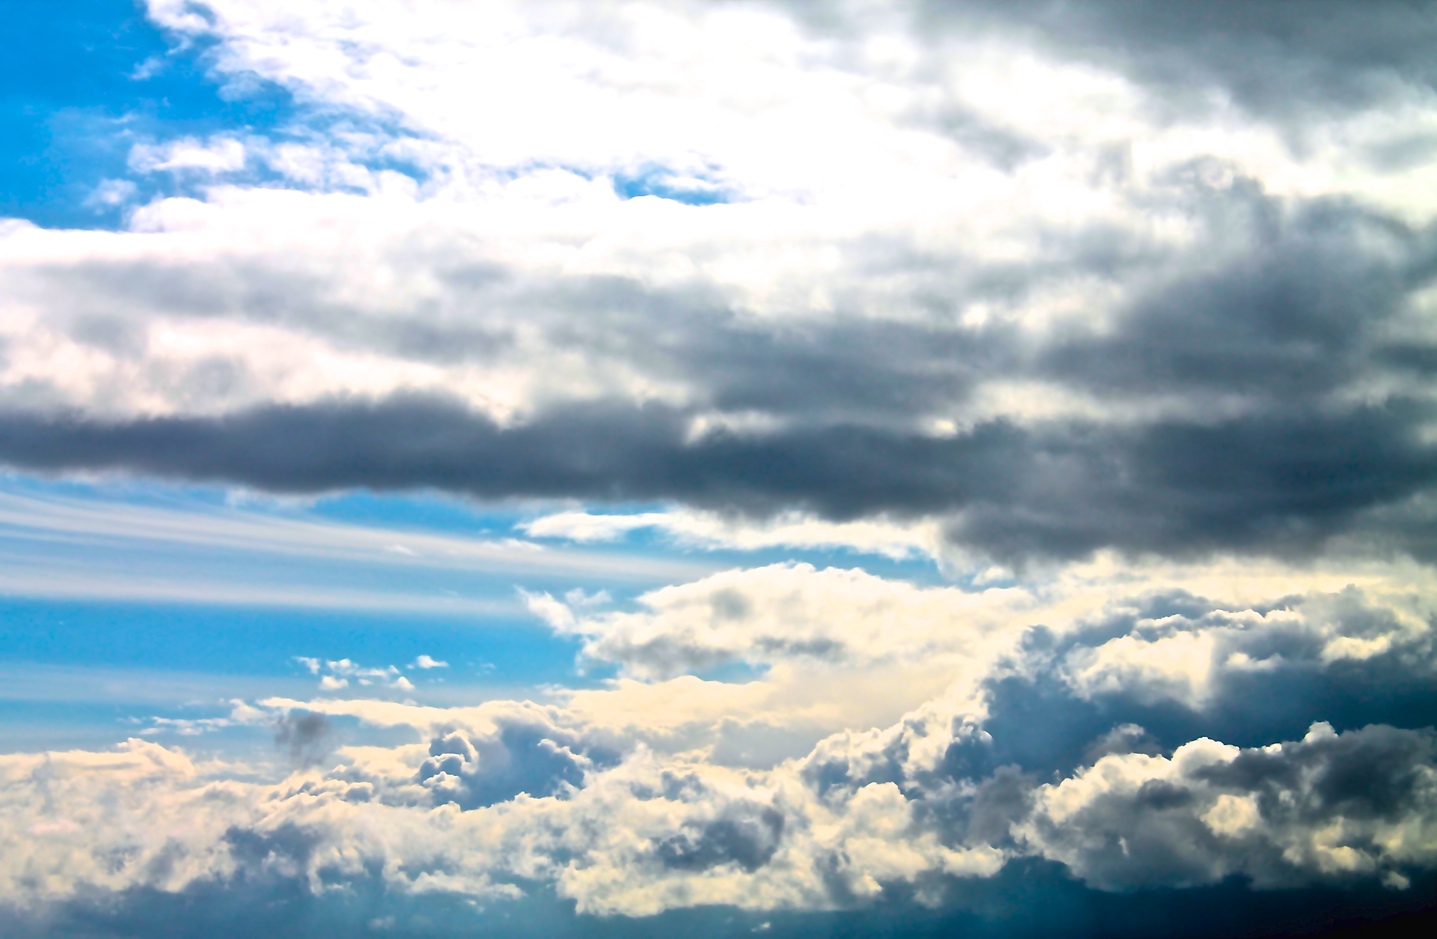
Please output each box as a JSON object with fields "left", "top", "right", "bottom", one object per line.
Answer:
{"left": 0, "top": 558, "right": 516, "bottom": 614}
{"left": 0, "top": 488, "right": 715, "bottom": 582}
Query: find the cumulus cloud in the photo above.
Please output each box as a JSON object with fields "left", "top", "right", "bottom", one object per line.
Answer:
{"left": 1019, "top": 722, "right": 1437, "bottom": 891}
{"left": 299, "top": 657, "right": 419, "bottom": 694}
{"left": 6, "top": 559, "right": 1426, "bottom": 920}
{"left": 3, "top": 547, "right": 1434, "bottom": 931}
{"left": 525, "top": 561, "right": 1034, "bottom": 680}
{"left": 2, "top": 711, "right": 1432, "bottom": 923}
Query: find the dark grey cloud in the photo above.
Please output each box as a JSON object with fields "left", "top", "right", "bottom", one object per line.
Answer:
{"left": 1042, "top": 191, "right": 1433, "bottom": 402}
{"left": 3, "top": 391, "right": 1435, "bottom": 563}
{"left": 886, "top": 1, "right": 1437, "bottom": 128}
{"left": 274, "top": 712, "right": 334, "bottom": 766}
{"left": 752, "top": 1, "right": 1437, "bottom": 173}
{"left": 655, "top": 804, "right": 785, "bottom": 873}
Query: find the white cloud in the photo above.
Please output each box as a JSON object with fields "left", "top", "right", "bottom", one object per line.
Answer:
{"left": 130, "top": 136, "right": 247, "bottom": 174}
{"left": 1058, "top": 586, "right": 1434, "bottom": 710}
{"left": 84, "top": 179, "right": 139, "bottom": 209}
{"left": 522, "top": 508, "right": 949, "bottom": 561}
{"left": 525, "top": 561, "right": 1037, "bottom": 681}
{"left": 3, "top": 552, "right": 1434, "bottom": 914}
{"left": 309, "top": 658, "right": 417, "bottom": 693}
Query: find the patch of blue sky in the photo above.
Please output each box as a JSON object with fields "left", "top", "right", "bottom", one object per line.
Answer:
{"left": 0, "top": 597, "right": 591, "bottom": 686}
{"left": 0, "top": 699, "right": 179, "bottom": 753}
{"left": 0, "top": 692, "right": 425, "bottom": 760}
{"left": 0, "top": 1, "right": 442, "bottom": 231}
{"left": 301, "top": 485, "right": 543, "bottom": 537}
{"left": 0, "top": 0, "right": 299, "bottom": 230}
{"left": 0, "top": 598, "right": 598, "bottom": 754}
{"left": 613, "top": 166, "right": 730, "bottom": 205}
{"left": 0, "top": 477, "right": 633, "bottom": 724}
{"left": 0, "top": 480, "right": 649, "bottom": 706}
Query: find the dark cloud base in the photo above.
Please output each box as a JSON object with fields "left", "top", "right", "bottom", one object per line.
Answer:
{"left": 3, "top": 394, "right": 1435, "bottom": 562}
{"left": 3, "top": 864, "right": 1431, "bottom": 939}
{"left": 982, "top": 590, "right": 1437, "bottom": 778}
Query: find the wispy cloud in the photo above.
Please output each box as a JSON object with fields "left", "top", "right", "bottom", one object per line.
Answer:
{"left": 0, "top": 489, "right": 709, "bottom": 580}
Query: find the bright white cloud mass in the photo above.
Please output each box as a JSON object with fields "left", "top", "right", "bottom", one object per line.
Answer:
{"left": 2, "top": 2, "right": 1437, "bottom": 937}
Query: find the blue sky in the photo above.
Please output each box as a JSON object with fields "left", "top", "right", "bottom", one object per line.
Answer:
{"left": 0, "top": 0, "right": 297, "bottom": 229}
{"left": 2, "top": 2, "right": 1437, "bottom": 937}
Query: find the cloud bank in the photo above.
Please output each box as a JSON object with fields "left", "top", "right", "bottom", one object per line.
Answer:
{"left": 0, "top": 0, "right": 1434, "bottom": 565}
{"left": 4, "top": 558, "right": 1436, "bottom": 934}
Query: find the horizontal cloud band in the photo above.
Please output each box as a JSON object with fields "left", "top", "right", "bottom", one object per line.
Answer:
{"left": 3, "top": 395, "right": 1435, "bottom": 560}
{"left": 1, "top": 720, "right": 1433, "bottom": 919}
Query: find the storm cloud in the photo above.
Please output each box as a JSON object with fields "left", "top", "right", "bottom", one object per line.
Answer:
{"left": 3, "top": 390, "right": 1435, "bottom": 562}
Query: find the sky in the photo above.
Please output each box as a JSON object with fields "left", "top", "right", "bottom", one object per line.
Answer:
{"left": 2, "top": 1, "right": 1437, "bottom": 936}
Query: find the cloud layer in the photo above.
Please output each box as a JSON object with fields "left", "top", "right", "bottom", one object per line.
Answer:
{"left": 1, "top": 0, "right": 1435, "bottom": 565}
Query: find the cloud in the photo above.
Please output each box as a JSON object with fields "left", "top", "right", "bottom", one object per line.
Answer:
{"left": 5, "top": 1, "right": 1437, "bottom": 935}
{"left": 0, "top": 3, "right": 1432, "bottom": 568}
{"left": 4, "top": 390, "right": 1435, "bottom": 565}
{"left": 4, "top": 554, "right": 1432, "bottom": 922}
{"left": 416, "top": 716, "right": 617, "bottom": 810}
{"left": 1057, "top": 586, "right": 1434, "bottom": 710}
{"left": 1, "top": 553, "right": 1434, "bottom": 918}
{"left": 274, "top": 712, "right": 334, "bottom": 766}
{"left": 527, "top": 561, "right": 1033, "bottom": 680}
{"left": 2, "top": 712, "right": 1432, "bottom": 923}
{"left": 922, "top": 0, "right": 1437, "bottom": 125}
{"left": 0, "top": 487, "right": 705, "bottom": 589}
{"left": 1018, "top": 722, "right": 1437, "bottom": 891}
{"left": 522, "top": 508, "right": 948, "bottom": 562}
{"left": 305, "top": 658, "right": 417, "bottom": 694}
{"left": 130, "top": 137, "right": 248, "bottom": 175}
